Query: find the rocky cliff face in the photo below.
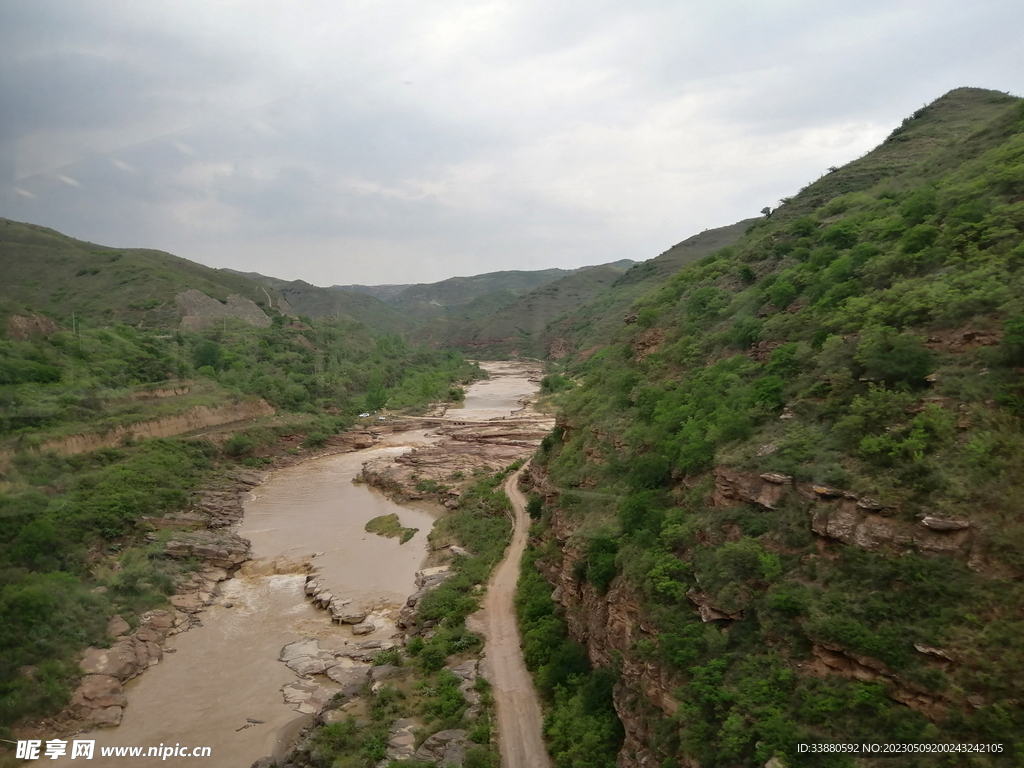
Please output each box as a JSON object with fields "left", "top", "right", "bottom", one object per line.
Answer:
{"left": 527, "top": 468, "right": 679, "bottom": 768}
{"left": 524, "top": 460, "right": 998, "bottom": 768}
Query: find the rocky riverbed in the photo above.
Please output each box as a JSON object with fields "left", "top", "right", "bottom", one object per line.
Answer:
{"left": 360, "top": 362, "right": 554, "bottom": 502}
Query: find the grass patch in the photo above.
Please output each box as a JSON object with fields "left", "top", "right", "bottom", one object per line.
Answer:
{"left": 365, "top": 513, "right": 419, "bottom": 544}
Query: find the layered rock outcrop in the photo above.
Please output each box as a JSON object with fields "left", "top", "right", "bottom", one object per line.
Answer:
{"left": 711, "top": 467, "right": 987, "bottom": 569}
{"left": 533, "top": 503, "right": 677, "bottom": 768}
{"left": 163, "top": 530, "right": 251, "bottom": 572}
{"left": 70, "top": 610, "right": 178, "bottom": 728}
{"left": 63, "top": 517, "right": 250, "bottom": 730}
{"left": 528, "top": 459, "right": 1000, "bottom": 767}
{"left": 360, "top": 418, "right": 553, "bottom": 502}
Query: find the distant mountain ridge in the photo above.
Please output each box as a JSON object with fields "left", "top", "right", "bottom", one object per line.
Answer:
{"left": 0, "top": 214, "right": 641, "bottom": 341}
{"left": 409, "top": 259, "right": 652, "bottom": 357}
{"left": 336, "top": 260, "right": 636, "bottom": 310}
{"left": 232, "top": 260, "right": 637, "bottom": 336}
{"left": 222, "top": 270, "right": 415, "bottom": 334}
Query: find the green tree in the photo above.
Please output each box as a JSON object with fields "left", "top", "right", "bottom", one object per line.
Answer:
{"left": 854, "top": 327, "right": 933, "bottom": 388}
{"left": 192, "top": 340, "right": 223, "bottom": 371}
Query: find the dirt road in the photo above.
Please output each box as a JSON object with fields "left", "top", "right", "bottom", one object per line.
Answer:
{"left": 471, "top": 466, "right": 553, "bottom": 768}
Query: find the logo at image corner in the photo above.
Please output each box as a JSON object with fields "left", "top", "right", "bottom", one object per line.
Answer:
{"left": 16, "top": 739, "right": 95, "bottom": 760}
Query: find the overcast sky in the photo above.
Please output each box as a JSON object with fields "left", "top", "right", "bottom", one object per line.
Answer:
{"left": 1, "top": 1, "right": 1021, "bottom": 286}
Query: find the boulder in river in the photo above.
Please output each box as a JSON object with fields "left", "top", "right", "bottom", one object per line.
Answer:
{"left": 281, "top": 679, "right": 333, "bottom": 715}
{"left": 278, "top": 638, "right": 337, "bottom": 676}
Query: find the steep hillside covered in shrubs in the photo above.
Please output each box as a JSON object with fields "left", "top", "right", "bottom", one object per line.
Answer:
{"left": 526, "top": 87, "right": 1024, "bottom": 767}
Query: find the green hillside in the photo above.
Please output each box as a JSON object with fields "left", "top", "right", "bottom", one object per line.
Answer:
{"left": 401, "top": 220, "right": 752, "bottom": 360}
{"left": 385, "top": 267, "right": 580, "bottom": 319}
{"left": 226, "top": 272, "right": 416, "bottom": 335}
{"left": 236, "top": 262, "right": 636, "bottom": 336}
{"left": 411, "top": 262, "right": 637, "bottom": 357}
{"left": 543, "top": 219, "right": 757, "bottom": 360}
{"left": 333, "top": 282, "right": 413, "bottom": 302}
{"left": 524, "top": 87, "right": 1024, "bottom": 766}
{"left": 0, "top": 220, "right": 289, "bottom": 329}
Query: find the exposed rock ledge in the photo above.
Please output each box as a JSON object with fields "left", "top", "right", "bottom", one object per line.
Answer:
{"left": 38, "top": 399, "right": 275, "bottom": 456}
{"left": 711, "top": 467, "right": 989, "bottom": 570}
{"left": 68, "top": 609, "right": 179, "bottom": 729}
{"left": 803, "top": 641, "right": 959, "bottom": 720}
{"left": 527, "top": 463, "right": 984, "bottom": 768}
{"left": 59, "top": 533, "right": 250, "bottom": 732}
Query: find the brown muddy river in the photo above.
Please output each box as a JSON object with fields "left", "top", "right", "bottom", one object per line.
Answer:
{"left": 62, "top": 362, "right": 536, "bottom": 768}
{"left": 452, "top": 361, "right": 540, "bottom": 420}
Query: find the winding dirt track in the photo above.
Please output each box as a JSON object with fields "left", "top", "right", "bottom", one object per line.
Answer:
{"left": 472, "top": 466, "right": 553, "bottom": 768}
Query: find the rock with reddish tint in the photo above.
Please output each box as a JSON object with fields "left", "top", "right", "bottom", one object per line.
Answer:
{"left": 143, "top": 609, "right": 176, "bottom": 630}
{"left": 107, "top": 615, "right": 131, "bottom": 637}
{"left": 80, "top": 642, "right": 139, "bottom": 681}
{"left": 713, "top": 468, "right": 786, "bottom": 509}
{"left": 68, "top": 675, "right": 126, "bottom": 727}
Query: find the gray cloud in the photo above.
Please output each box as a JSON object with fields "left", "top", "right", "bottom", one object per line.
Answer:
{"left": 1, "top": 0, "right": 1022, "bottom": 285}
